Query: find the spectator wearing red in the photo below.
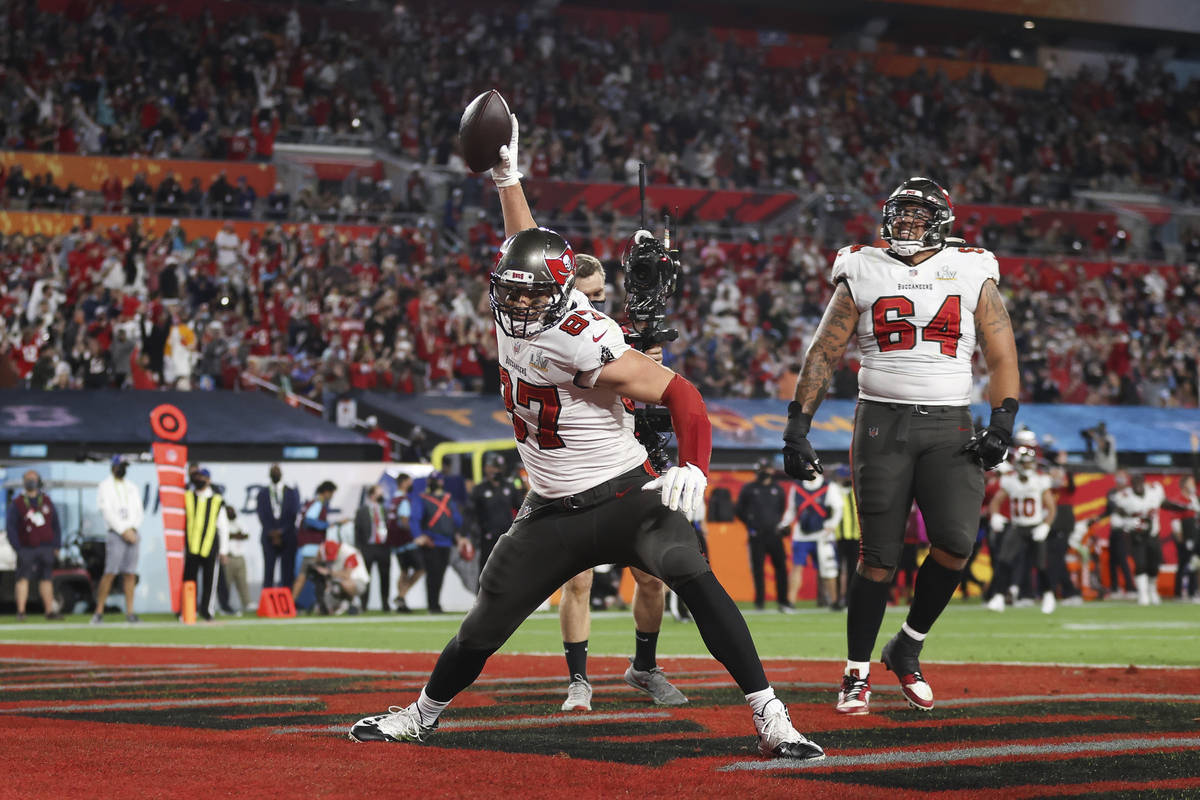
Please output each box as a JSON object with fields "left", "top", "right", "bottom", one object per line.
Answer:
{"left": 253, "top": 111, "right": 280, "bottom": 162}
{"left": 364, "top": 416, "right": 392, "bottom": 462}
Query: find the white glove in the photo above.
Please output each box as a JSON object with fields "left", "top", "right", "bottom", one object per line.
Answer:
{"left": 643, "top": 463, "right": 707, "bottom": 522}
{"left": 490, "top": 113, "right": 523, "bottom": 188}
{"left": 990, "top": 513, "right": 1007, "bottom": 533}
{"left": 1032, "top": 522, "right": 1050, "bottom": 542}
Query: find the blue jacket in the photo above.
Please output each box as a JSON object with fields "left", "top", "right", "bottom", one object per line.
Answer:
{"left": 413, "top": 490, "right": 462, "bottom": 549}
{"left": 256, "top": 483, "right": 300, "bottom": 539}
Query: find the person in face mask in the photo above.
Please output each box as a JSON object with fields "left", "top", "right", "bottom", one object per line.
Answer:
{"left": 183, "top": 467, "right": 229, "bottom": 621}
{"left": 6, "top": 470, "right": 63, "bottom": 620}
{"left": 256, "top": 464, "right": 300, "bottom": 589}
{"left": 93, "top": 455, "right": 145, "bottom": 623}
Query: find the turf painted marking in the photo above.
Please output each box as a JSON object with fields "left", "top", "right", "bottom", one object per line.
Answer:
{"left": 721, "top": 735, "right": 1200, "bottom": 771}
{"left": 1063, "top": 622, "right": 1200, "bottom": 631}
{"left": 0, "top": 696, "right": 318, "bottom": 713}
{"left": 270, "top": 710, "right": 674, "bottom": 736}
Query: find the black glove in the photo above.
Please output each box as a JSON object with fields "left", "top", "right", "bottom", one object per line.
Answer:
{"left": 782, "top": 402, "right": 822, "bottom": 480}
{"left": 962, "top": 397, "right": 1018, "bottom": 470}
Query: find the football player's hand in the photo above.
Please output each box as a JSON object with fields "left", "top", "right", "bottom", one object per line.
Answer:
{"left": 643, "top": 463, "right": 707, "bottom": 522}
{"left": 963, "top": 398, "right": 1018, "bottom": 471}
{"left": 490, "top": 114, "right": 523, "bottom": 187}
{"left": 1032, "top": 523, "right": 1050, "bottom": 542}
{"left": 782, "top": 403, "right": 821, "bottom": 480}
{"left": 990, "top": 513, "right": 1007, "bottom": 533}
{"left": 962, "top": 428, "right": 1010, "bottom": 470}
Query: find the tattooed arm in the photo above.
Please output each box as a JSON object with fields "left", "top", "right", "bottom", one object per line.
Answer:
{"left": 792, "top": 282, "right": 860, "bottom": 415}
{"left": 975, "top": 279, "right": 1020, "bottom": 407}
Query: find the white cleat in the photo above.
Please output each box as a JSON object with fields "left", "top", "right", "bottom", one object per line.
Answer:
{"left": 986, "top": 594, "right": 1006, "bottom": 612}
{"left": 754, "top": 698, "right": 825, "bottom": 761}
{"left": 349, "top": 703, "right": 437, "bottom": 743}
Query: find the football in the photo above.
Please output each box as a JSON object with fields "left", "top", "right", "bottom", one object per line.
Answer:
{"left": 459, "top": 89, "right": 513, "bottom": 173}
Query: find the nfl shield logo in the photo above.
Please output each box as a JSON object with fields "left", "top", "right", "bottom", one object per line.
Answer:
{"left": 909, "top": 268, "right": 919, "bottom": 277}
{"left": 868, "top": 426, "right": 880, "bottom": 438}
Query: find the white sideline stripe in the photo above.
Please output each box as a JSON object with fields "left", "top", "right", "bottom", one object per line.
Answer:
{"left": 1063, "top": 622, "right": 1200, "bottom": 631}
{"left": 0, "top": 696, "right": 317, "bottom": 714}
{"left": 272, "top": 710, "right": 673, "bottom": 736}
{"left": 721, "top": 735, "right": 1200, "bottom": 771}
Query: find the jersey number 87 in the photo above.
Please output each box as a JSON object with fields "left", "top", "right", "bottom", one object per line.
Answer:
{"left": 498, "top": 366, "right": 565, "bottom": 449}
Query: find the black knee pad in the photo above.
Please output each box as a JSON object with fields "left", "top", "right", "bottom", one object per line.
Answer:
{"left": 658, "top": 544, "right": 711, "bottom": 590}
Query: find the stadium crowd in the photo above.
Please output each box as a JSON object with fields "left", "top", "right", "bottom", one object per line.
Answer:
{"left": 1, "top": 215, "right": 1197, "bottom": 409}
{"left": 2, "top": 1, "right": 1198, "bottom": 205}
{"left": 1, "top": 2, "right": 1198, "bottom": 408}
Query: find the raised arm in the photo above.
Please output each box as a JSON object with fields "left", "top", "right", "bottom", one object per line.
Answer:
{"left": 490, "top": 114, "right": 535, "bottom": 237}
{"left": 498, "top": 184, "right": 536, "bottom": 238}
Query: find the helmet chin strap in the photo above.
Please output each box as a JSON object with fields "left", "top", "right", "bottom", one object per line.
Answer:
{"left": 889, "top": 239, "right": 940, "bottom": 257}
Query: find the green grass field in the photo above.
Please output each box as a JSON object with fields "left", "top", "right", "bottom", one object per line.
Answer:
{"left": 2, "top": 599, "right": 1197, "bottom": 666}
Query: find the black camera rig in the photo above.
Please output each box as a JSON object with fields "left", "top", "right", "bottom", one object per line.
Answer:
{"left": 623, "top": 164, "right": 681, "bottom": 473}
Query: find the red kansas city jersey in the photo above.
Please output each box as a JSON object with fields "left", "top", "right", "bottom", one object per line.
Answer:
{"left": 832, "top": 244, "right": 1000, "bottom": 405}
{"left": 496, "top": 291, "right": 647, "bottom": 498}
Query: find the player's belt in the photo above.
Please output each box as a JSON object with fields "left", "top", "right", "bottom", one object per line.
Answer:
{"left": 525, "top": 463, "right": 653, "bottom": 515}
{"left": 859, "top": 399, "right": 967, "bottom": 444}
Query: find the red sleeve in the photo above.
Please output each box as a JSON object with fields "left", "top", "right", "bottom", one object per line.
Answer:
{"left": 658, "top": 373, "right": 711, "bottom": 475}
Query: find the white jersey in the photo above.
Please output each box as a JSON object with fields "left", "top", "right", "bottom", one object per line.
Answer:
{"left": 999, "top": 470, "right": 1053, "bottom": 526}
{"left": 496, "top": 290, "right": 647, "bottom": 498}
{"left": 831, "top": 244, "right": 1000, "bottom": 405}
{"left": 1110, "top": 484, "right": 1166, "bottom": 536}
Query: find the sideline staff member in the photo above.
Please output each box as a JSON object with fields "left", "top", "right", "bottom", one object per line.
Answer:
{"left": 6, "top": 470, "right": 63, "bottom": 620}
{"left": 93, "top": 455, "right": 144, "bottom": 623}
{"left": 183, "top": 467, "right": 228, "bottom": 621}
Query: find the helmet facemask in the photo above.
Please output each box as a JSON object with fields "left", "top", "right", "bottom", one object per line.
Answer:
{"left": 880, "top": 178, "right": 955, "bottom": 257}
{"left": 489, "top": 277, "right": 566, "bottom": 339}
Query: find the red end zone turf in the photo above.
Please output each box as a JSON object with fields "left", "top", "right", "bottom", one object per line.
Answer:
{"left": 2, "top": 644, "right": 1199, "bottom": 800}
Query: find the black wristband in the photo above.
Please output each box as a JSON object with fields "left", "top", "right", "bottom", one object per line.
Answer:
{"left": 988, "top": 397, "right": 1019, "bottom": 439}
{"left": 785, "top": 402, "right": 812, "bottom": 439}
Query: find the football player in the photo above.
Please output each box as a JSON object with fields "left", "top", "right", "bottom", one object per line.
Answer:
{"left": 781, "top": 176, "right": 1021, "bottom": 715}
{"left": 986, "top": 442, "right": 1058, "bottom": 613}
{"left": 1107, "top": 473, "right": 1192, "bottom": 605}
{"left": 349, "top": 112, "right": 824, "bottom": 761}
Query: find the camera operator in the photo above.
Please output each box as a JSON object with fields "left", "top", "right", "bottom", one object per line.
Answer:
{"left": 1080, "top": 422, "right": 1117, "bottom": 473}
